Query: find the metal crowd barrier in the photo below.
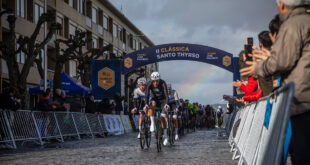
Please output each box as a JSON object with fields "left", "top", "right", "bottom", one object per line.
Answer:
{"left": 226, "top": 83, "right": 295, "bottom": 165}
{"left": 0, "top": 110, "right": 116, "bottom": 149}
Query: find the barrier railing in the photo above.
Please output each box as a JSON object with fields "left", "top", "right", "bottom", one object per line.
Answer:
{"left": 226, "top": 83, "right": 295, "bottom": 165}
{"left": 0, "top": 110, "right": 133, "bottom": 149}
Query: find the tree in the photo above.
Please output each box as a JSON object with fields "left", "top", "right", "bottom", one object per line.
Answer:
{"left": 46, "top": 30, "right": 111, "bottom": 90}
{"left": 76, "top": 43, "right": 112, "bottom": 88}
{"left": 0, "top": 10, "right": 59, "bottom": 108}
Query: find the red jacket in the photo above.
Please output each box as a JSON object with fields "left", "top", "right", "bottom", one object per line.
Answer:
{"left": 243, "top": 87, "right": 262, "bottom": 101}
{"left": 240, "top": 77, "right": 257, "bottom": 95}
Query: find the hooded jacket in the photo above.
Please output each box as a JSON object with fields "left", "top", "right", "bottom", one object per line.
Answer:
{"left": 255, "top": 7, "right": 310, "bottom": 116}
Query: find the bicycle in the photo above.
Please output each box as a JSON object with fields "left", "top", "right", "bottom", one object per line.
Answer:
{"left": 154, "top": 107, "right": 163, "bottom": 152}
{"left": 139, "top": 108, "right": 151, "bottom": 149}
{"left": 167, "top": 108, "right": 175, "bottom": 146}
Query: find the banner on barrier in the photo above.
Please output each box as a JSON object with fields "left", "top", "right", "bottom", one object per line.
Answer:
{"left": 103, "top": 115, "right": 124, "bottom": 135}
{"left": 131, "top": 115, "right": 139, "bottom": 130}
{"left": 120, "top": 115, "right": 132, "bottom": 133}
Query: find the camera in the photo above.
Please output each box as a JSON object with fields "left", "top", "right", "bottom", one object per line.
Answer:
{"left": 247, "top": 37, "right": 253, "bottom": 45}
{"left": 244, "top": 44, "right": 253, "bottom": 61}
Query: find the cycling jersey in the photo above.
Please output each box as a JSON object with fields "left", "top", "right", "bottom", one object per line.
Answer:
{"left": 168, "top": 89, "right": 180, "bottom": 110}
{"left": 168, "top": 90, "right": 180, "bottom": 104}
{"left": 133, "top": 87, "right": 145, "bottom": 110}
{"left": 145, "top": 79, "right": 169, "bottom": 105}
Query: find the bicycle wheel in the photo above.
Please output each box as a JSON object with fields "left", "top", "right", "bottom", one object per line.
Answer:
{"left": 169, "top": 117, "right": 175, "bottom": 145}
{"left": 156, "top": 118, "right": 162, "bottom": 152}
{"left": 139, "top": 119, "right": 146, "bottom": 149}
{"left": 146, "top": 118, "right": 151, "bottom": 148}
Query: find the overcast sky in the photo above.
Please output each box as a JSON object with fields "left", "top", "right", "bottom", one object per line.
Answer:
{"left": 110, "top": 0, "right": 278, "bottom": 104}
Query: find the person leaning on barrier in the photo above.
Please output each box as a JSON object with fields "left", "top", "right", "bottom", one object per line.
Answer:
{"left": 241, "top": 0, "right": 310, "bottom": 164}
{"left": 37, "top": 91, "right": 57, "bottom": 112}
{"left": 0, "top": 87, "right": 21, "bottom": 111}
{"left": 257, "top": 31, "right": 273, "bottom": 97}
{"left": 85, "top": 95, "right": 97, "bottom": 114}
{"left": 98, "top": 98, "right": 113, "bottom": 114}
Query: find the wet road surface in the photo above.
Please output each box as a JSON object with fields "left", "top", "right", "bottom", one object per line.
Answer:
{"left": 0, "top": 128, "right": 237, "bottom": 165}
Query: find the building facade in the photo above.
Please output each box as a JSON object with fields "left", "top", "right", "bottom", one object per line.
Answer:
{"left": 1, "top": 0, "right": 158, "bottom": 99}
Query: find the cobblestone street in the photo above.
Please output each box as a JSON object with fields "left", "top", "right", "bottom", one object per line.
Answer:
{"left": 0, "top": 129, "right": 237, "bottom": 165}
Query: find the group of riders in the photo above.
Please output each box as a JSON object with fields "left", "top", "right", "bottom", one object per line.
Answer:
{"left": 131, "top": 72, "right": 224, "bottom": 150}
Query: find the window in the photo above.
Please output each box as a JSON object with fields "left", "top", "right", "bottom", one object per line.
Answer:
{"left": 69, "top": 23, "right": 77, "bottom": 39}
{"left": 56, "top": 16, "right": 63, "bottom": 36}
{"left": 113, "top": 48, "right": 118, "bottom": 57}
{"left": 16, "top": 43, "right": 25, "bottom": 64}
{"left": 118, "top": 50, "right": 122, "bottom": 57}
{"left": 16, "top": 0, "right": 25, "bottom": 18}
{"left": 104, "top": 42, "right": 109, "bottom": 57}
{"left": 118, "top": 26, "right": 122, "bottom": 41}
{"left": 92, "top": 7, "right": 97, "bottom": 23}
{"left": 69, "top": 60, "right": 77, "bottom": 77}
{"left": 69, "top": 0, "right": 74, "bottom": 7}
{"left": 92, "top": 36, "right": 98, "bottom": 48}
{"left": 113, "top": 24, "right": 117, "bottom": 38}
{"left": 103, "top": 16, "right": 108, "bottom": 30}
{"left": 136, "top": 40, "right": 139, "bottom": 50}
{"left": 78, "top": 0, "right": 84, "bottom": 14}
{"left": 133, "top": 39, "right": 136, "bottom": 50}
{"left": 34, "top": 3, "right": 44, "bottom": 24}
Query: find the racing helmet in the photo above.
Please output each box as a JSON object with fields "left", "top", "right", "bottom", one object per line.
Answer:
{"left": 167, "top": 83, "right": 172, "bottom": 90}
{"left": 137, "top": 77, "right": 147, "bottom": 85}
{"left": 150, "top": 72, "right": 160, "bottom": 81}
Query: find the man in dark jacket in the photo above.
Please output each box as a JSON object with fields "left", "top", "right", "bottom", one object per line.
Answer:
{"left": 98, "top": 98, "right": 112, "bottom": 114}
{"left": 113, "top": 92, "right": 123, "bottom": 115}
{"left": 85, "top": 95, "right": 97, "bottom": 114}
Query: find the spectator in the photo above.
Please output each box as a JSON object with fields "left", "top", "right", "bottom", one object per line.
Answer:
{"left": 234, "top": 50, "right": 261, "bottom": 104}
{"left": 113, "top": 92, "right": 123, "bottom": 115}
{"left": 61, "top": 91, "right": 70, "bottom": 111}
{"left": 37, "top": 91, "right": 56, "bottom": 112}
{"left": 256, "top": 31, "right": 273, "bottom": 97}
{"left": 98, "top": 98, "right": 112, "bottom": 114}
{"left": 85, "top": 95, "right": 97, "bottom": 114}
{"left": 53, "top": 88, "right": 62, "bottom": 103}
{"left": 233, "top": 51, "right": 258, "bottom": 96}
{"left": 67, "top": 97, "right": 83, "bottom": 112}
{"left": 36, "top": 91, "right": 56, "bottom": 137}
{"left": 45, "top": 88, "right": 53, "bottom": 105}
{"left": 268, "top": 14, "right": 281, "bottom": 44}
{"left": 53, "top": 90, "right": 69, "bottom": 111}
{"left": 241, "top": 0, "right": 310, "bottom": 164}
{"left": 0, "top": 87, "right": 21, "bottom": 111}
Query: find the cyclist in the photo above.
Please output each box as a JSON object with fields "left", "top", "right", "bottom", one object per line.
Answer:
{"left": 145, "top": 72, "right": 170, "bottom": 146}
{"left": 216, "top": 106, "right": 223, "bottom": 127}
{"left": 167, "top": 84, "right": 181, "bottom": 141}
{"left": 131, "top": 77, "right": 147, "bottom": 139}
{"left": 185, "top": 100, "right": 194, "bottom": 129}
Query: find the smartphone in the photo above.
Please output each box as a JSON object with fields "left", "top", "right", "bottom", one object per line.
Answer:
{"left": 244, "top": 44, "right": 253, "bottom": 61}
{"left": 247, "top": 37, "right": 253, "bottom": 45}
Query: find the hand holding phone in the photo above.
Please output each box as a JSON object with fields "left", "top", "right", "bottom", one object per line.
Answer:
{"left": 244, "top": 44, "right": 253, "bottom": 61}
{"left": 247, "top": 37, "right": 253, "bottom": 45}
